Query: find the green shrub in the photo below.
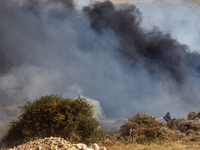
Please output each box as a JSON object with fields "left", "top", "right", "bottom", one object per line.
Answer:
{"left": 2, "top": 94, "right": 101, "bottom": 146}
{"left": 119, "top": 112, "right": 164, "bottom": 143}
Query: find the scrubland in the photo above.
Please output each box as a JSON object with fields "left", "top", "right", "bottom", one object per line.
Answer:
{"left": 2, "top": 95, "right": 200, "bottom": 149}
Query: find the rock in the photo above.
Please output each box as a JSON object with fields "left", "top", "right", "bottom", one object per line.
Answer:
{"left": 58, "top": 141, "right": 64, "bottom": 147}
{"left": 99, "top": 147, "right": 106, "bottom": 150}
{"left": 7, "top": 137, "right": 106, "bottom": 150}
{"left": 36, "top": 146, "right": 42, "bottom": 150}
{"left": 76, "top": 143, "right": 87, "bottom": 150}
{"left": 92, "top": 143, "right": 99, "bottom": 150}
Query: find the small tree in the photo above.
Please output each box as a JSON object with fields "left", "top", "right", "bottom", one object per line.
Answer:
{"left": 2, "top": 94, "right": 101, "bottom": 146}
{"left": 119, "top": 112, "right": 164, "bottom": 143}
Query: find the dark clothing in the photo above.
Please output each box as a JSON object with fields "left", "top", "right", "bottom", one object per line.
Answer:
{"left": 163, "top": 112, "right": 171, "bottom": 122}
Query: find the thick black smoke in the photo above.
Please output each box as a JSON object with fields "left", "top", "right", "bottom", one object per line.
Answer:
{"left": 84, "top": 1, "right": 190, "bottom": 84}
{"left": 83, "top": 1, "right": 200, "bottom": 113}
{"left": 0, "top": 0, "right": 200, "bottom": 120}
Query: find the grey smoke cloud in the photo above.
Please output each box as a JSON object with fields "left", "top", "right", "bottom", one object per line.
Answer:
{"left": 136, "top": 0, "right": 200, "bottom": 51}
{"left": 0, "top": 0, "right": 200, "bottom": 121}
{"left": 134, "top": 0, "right": 200, "bottom": 117}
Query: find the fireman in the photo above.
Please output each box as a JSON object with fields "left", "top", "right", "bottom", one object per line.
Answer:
{"left": 163, "top": 112, "right": 171, "bottom": 122}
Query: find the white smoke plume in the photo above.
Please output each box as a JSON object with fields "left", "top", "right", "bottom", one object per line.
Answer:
{"left": 79, "top": 95, "right": 105, "bottom": 121}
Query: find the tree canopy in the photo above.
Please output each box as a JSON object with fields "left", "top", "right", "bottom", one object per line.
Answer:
{"left": 2, "top": 94, "right": 101, "bottom": 146}
{"left": 119, "top": 112, "right": 164, "bottom": 143}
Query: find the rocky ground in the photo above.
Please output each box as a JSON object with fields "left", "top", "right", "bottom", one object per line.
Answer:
{"left": 7, "top": 137, "right": 106, "bottom": 150}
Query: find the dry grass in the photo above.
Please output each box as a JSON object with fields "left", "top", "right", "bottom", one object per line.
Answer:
{"left": 2, "top": 142, "right": 200, "bottom": 150}
{"left": 106, "top": 141, "right": 200, "bottom": 150}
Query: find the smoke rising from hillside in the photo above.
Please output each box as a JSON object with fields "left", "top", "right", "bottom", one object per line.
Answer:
{"left": 136, "top": 0, "right": 200, "bottom": 51}
{"left": 0, "top": 0, "right": 200, "bottom": 119}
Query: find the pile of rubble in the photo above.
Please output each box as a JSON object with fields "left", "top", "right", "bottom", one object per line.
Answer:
{"left": 7, "top": 137, "right": 106, "bottom": 150}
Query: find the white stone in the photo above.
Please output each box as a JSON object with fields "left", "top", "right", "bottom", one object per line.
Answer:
{"left": 6, "top": 137, "right": 106, "bottom": 150}
{"left": 86, "top": 148, "right": 94, "bottom": 150}
{"left": 92, "top": 143, "right": 100, "bottom": 150}
{"left": 58, "top": 141, "right": 65, "bottom": 147}
{"left": 76, "top": 143, "right": 87, "bottom": 150}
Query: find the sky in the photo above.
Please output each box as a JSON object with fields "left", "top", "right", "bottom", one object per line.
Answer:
{"left": 1, "top": 0, "right": 200, "bottom": 121}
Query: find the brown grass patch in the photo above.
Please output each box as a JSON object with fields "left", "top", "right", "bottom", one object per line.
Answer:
{"left": 106, "top": 142, "right": 200, "bottom": 150}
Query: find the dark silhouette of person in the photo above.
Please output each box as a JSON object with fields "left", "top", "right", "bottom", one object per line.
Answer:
{"left": 163, "top": 112, "right": 171, "bottom": 122}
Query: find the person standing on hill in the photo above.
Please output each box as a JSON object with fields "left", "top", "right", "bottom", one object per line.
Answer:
{"left": 163, "top": 112, "right": 171, "bottom": 122}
